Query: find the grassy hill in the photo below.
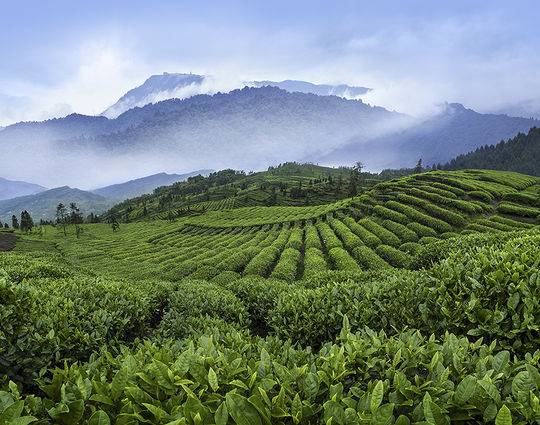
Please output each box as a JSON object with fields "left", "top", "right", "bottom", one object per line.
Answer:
{"left": 104, "top": 162, "right": 385, "bottom": 222}
{"left": 2, "top": 168, "right": 540, "bottom": 424}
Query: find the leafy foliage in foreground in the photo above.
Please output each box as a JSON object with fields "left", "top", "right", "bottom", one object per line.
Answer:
{"left": 1, "top": 229, "right": 540, "bottom": 423}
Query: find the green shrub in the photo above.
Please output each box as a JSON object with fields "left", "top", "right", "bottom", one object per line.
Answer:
{"left": 342, "top": 216, "right": 381, "bottom": 247}
{"left": 498, "top": 202, "right": 540, "bottom": 218}
{"left": 400, "top": 241, "right": 422, "bottom": 255}
{"left": 358, "top": 218, "right": 401, "bottom": 247}
{"left": 396, "top": 193, "right": 467, "bottom": 227}
{"left": 406, "top": 221, "right": 438, "bottom": 237}
{"left": 304, "top": 223, "right": 323, "bottom": 249}
{"left": 468, "top": 190, "right": 493, "bottom": 203}
{"left": 375, "top": 244, "right": 412, "bottom": 268}
{"left": 328, "top": 218, "right": 363, "bottom": 250}
{"left": 270, "top": 247, "right": 301, "bottom": 281}
{"left": 351, "top": 245, "right": 390, "bottom": 270}
{"left": 328, "top": 247, "right": 360, "bottom": 271}
{"left": 387, "top": 201, "right": 452, "bottom": 233}
{"left": 303, "top": 247, "right": 329, "bottom": 277}
{"left": 219, "top": 275, "right": 293, "bottom": 334}
{"left": 373, "top": 205, "right": 408, "bottom": 224}
{"left": 20, "top": 327, "right": 540, "bottom": 425}
{"left": 157, "top": 280, "right": 247, "bottom": 339}
{"left": 502, "top": 192, "right": 539, "bottom": 207}
{"left": 381, "top": 219, "right": 418, "bottom": 242}
{"left": 316, "top": 221, "right": 343, "bottom": 250}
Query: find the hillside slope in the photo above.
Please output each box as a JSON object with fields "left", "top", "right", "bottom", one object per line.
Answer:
{"left": 104, "top": 163, "right": 380, "bottom": 221}
{"left": 443, "top": 126, "right": 540, "bottom": 176}
{"left": 44, "top": 169, "right": 540, "bottom": 283}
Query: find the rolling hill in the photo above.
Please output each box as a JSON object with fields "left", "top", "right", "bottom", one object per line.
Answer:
{"left": 0, "top": 186, "right": 114, "bottom": 223}
{"left": 0, "top": 176, "right": 46, "bottom": 200}
{"left": 3, "top": 168, "right": 540, "bottom": 424}
{"left": 92, "top": 170, "right": 213, "bottom": 200}
{"left": 442, "top": 126, "right": 540, "bottom": 176}
{"left": 103, "top": 162, "right": 379, "bottom": 222}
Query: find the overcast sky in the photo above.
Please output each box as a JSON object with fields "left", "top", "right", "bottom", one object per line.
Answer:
{"left": 1, "top": 0, "right": 540, "bottom": 126}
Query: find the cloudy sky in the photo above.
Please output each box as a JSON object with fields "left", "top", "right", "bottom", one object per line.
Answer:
{"left": 1, "top": 0, "right": 540, "bottom": 126}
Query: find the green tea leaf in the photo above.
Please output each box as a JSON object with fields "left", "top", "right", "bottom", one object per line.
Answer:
{"left": 495, "top": 405, "right": 512, "bottom": 425}
{"left": 371, "top": 380, "right": 384, "bottom": 413}
{"left": 88, "top": 410, "right": 111, "bottom": 425}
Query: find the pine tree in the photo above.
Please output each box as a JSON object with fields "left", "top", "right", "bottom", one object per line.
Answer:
{"left": 414, "top": 159, "right": 423, "bottom": 174}
{"left": 20, "top": 210, "right": 34, "bottom": 232}
{"left": 69, "top": 203, "right": 83, "bottom": 238}
{"left": 56, "top": 203, "right": 68, "bottom": 235}
{"left": 11, "top": 215, "right": 19, "bottom": 229}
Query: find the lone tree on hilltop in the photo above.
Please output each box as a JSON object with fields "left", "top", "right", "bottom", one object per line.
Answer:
{"left": 69, "top": 203, "right": 84, "bottom": 238}
{"left": 107, "top": 213, "right": 120, "bottom": 232}
{"left": 20, "top": 210, "right": 34, "bottom": 232}
{"left": 414, "top": 159, "right": 424, "bottom": 174}
{"left": 56, "top": 203, "right": 68, "bottom": 235}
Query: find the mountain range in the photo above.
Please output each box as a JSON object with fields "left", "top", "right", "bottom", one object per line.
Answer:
{"left": 0, "top": 177, "right": 46, "bottom": 201}
{"left": 319, "top": 102, "right": 539, "bottom": 169}
{"left": 0, "top": 170, "right": 210, "bottom": 222}
{"left": 1, "top": 77, "right": 538, "bottom": 188}
{"left": 92, "top": 170, "right": 212, "bottom": 200}
{"left": 0, "top": 186, "right": 112, "bottom": 223}
{"left": 101, "top": 73, "right": 372, "bottom": 119}
{"left": 250, "top": 80, "right": 371, "bottom": 97}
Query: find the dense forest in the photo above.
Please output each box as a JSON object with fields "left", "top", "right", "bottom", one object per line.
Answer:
{"left": 443, "top": 126, "right": 540, "bottom": 176}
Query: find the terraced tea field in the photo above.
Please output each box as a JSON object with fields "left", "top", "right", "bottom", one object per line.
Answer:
{"left": 45, "top": 170, "right": 539, "bottom": 282}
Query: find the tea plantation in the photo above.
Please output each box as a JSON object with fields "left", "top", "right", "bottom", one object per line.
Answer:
{"left": 1, "top": 169, "right": 540, "bottom": 424}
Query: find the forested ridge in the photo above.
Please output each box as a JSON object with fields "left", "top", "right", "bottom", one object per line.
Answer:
{"left": 443, "top": 126, "right": 540, "bottom": 176}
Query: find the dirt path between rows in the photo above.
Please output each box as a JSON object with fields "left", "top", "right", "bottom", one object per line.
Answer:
{"left": 0, "top": 233, "right": 17, "bottom": 251}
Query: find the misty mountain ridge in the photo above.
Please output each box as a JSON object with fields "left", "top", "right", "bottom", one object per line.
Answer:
{"left": 0, "top": 86, "right": 409, "bottom": 187}
{"left": 318, "top": 101, "right": 539, "bottom": 169}
{"left": 250, "top": 80, "right": 371, "bottom": 98}
{"left": 100, "top": 72, "right": 372, "bottom": 119}
{"left": 101, "top": 72, "right": 206, "bottom": 118}
{"left": 0, "top": 176, "right": 46, "bottom": 201}
{"left": 92, "top": 170, "right": 213, "bottom": 200}
{"left": 0, "top": 86, "right": 537, "bottom": 188}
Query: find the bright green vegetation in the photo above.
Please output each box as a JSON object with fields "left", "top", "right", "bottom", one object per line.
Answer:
{"left": 1, "top": 169, "right": 540, "bottom": 424}
{"left": 105, "top": 162, "right": 395, "bottom": 222}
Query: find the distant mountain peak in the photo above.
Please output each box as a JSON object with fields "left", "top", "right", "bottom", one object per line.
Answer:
{"left": 249, "top": 79, "right": 371, "bottom": 98}
{"left": 102, "top": 72, "right": 207, "bottom": 118}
